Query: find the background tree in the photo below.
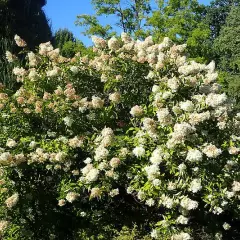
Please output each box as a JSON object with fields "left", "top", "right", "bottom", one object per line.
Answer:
{"left": 76, "top": 0, "right": 152, "bottom": 39}
{"left": 213, "top": 5, "right": 240, "bottom": 106}
{"left": 53, "top": 28, "right": 94, "bottom": 58}
{"left": 53, "top": 28, "right": 76, "bottom": 50}
{"left": 206, "top": 0, "right": 239, "bottom": 40}
{"left": 76, "top": 0, "right": 212, "bottom": 62}
{"left": 147, "top": 0, "right": 211, "bottom": 62}
{"left": 75, "top": 14, "right": 114, "bottom": 38}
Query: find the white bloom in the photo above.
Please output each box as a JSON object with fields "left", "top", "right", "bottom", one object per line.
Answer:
{"left": 14, "top": 34, "right": 27, "bottom": 47}
{"left": 85, "top": 168, "right": 99, "bottom": 182}
{"left": 180, "top": 100, "right": 194, "bottom": 112}
{"left": 162, "top": 91, "right": 173, "bottom": 99}
{"left": 167, "top": 181, "right": 176, "bottom": 190}
{"left": 0, "top": 220, "right": 8, "bottom": 233}
{"left": 142, "top": 118, "right": 156, "bottom": 132}
{"left": 68, "top": 137, "right": 83, "bottom": 148}
{"left": 48, "top": 48, "right": 60, "bottom": 59}
{"left": 91, "top": 36, "right": 106, "bottom": 48}
{"left": 137, "top": 190, "right": 146, "bottom": 200}
{"left": 222, "top": 222, "right": 231, "bottom": 230}
{"left": 110, "top": 157, "right": 121, "bottom": 168}
{"left": 46, "top": 67, "right": 61, "bottom": 77}
{"left": 98, "top": 161, "right": 108, "bottom": 170}
{"left": 66, "top": 192, "right": 80, "bottom": 203}
{"left": 28, "top": 68, "right": 40, "bottom": 81}
{"left": 168, "top": 77, "right": 179, "bottom": 91}
{"left": 151, "top": 229, "right": 159, "bottom": 239}
{"left": 5, "top": 193, "right": 19, "bottom": 208}
{"left": 144, "top": 165, "right": 160, "bottom": 180}
{"left": 146, "top": 198, "right": 155, "bottom": 206}
{"left": 180, "top": 197, "right": 198, "bottom": 210}
{"left": 215, "top": 232, "right": 223, "bottom": 240}
{"left": 108, "top": 36, "right": 120, "bottom": 51}
{"left": 204, "top": 72, "right": 218, "bottom": 84}
{"left": 127, "top": 186, "right": 134, "bottom": 194}
{"left": 156, "top": 108, "right": 172, "bottom": 126}
{"left": 92, "top": 96, "right": 104, "bottom": 109}
{"left": 189, "top": 111, "right": 210, "bottom": 125}
{"left": 14, "top": 153, "right": 26, "bottom": 164}
{"left": 172, "top": 232, "right": 191, "bottom": 240}
{"left": 109, "top": 92, "right": 121, "bottom": 103}
{"left": 5, "top": 51, "right": 15, "bottom": 63}
{"left": 54, "top": 152, "right": 66, "bottom": 162}
{"left": 109, "top": 188, "right": 119, "bottom": 197}
{"left": 152, "top": 85, "right": 160, "bottom": 93}
{"left": 152, "top": 179, "right": 161, "bottom": 186}
{"left": 28, "top": 52, "right": 38, "bottom": 66}
{"left": 63, "top": 116, "right": 73, "bottom": 127}
{"left": 13, "top": 67, "right": 26, "bottom": 77}
{"left": 95, "top": 146, "right": 109, "bottom": 161}
{"left": 39, "top": 41, "right": 53, "bottom": 55}
{"left": 119, "top": 148, "right": 129, "bottom": 158}
{"left": 150, "top": 148, "right": 163, "bottom": 165}
{"left": 176, "top": 215, "right": 189, "bottom": 225}
{"left": 101, "top": 74, "right": 108, "bottom": 82}
{"left": 232, "top": 181, "right": 240, "bottom": 192}
{"left": 6, "top": 139, "right": 17, "bottom": 148}
{"left": 228, "top": 146, "right": 240, "bottom": 155}
{"left": 0, "top": 152, "right": 12, "bottom": 165}
{"left": 121, "top": 32, "right": 132, "bottom": 43}
{"left": 202, "top": 144, "right": 222, "bottom": 158}
{"left": 206, "top": 61, "right": 215, "bottom": 73}
{"left": 130, "top": 105, "right": 143, "bottom": 117}
{"left": 146, "top": 71, "right": 155, "bottom": 79}
{"left": 84, "top": 157, "right": 92, "bottom": 164}
{"left": 81, "top": 164, "right": 93, "bottom": 175}
{"left": 213, "top": 206, "right": 223, "bottom": 215}
{"left": 162, "top": 195, "right": 174, "bottom": 209}
{"left": 186, "top": 149, "right": 203, "bottom": 162}
{"left": 101, "top": 127, "right": 114, "bottom": 137}
{"left": 133, "top": 146, "right": 145, "bottom": 158}
{"left": 58, "top": 199, "right": 66, "bottom": 206}
{"left": 189, "top": 179, "right": 202, "bottom": 193}
{"left": 225, "top": 191, "right": 235, "bottom": 199}
{"left": 172, "top": 106, "right": 182, "bottom": 115}
{"left": 90, "top": 187, "right": 101, "bottom": 198}
{"left": 178, "top": 163, "right": 187, "bottom": 173}
{"left": 70, "top": 66, "right": 79, "bottom": 74}
{"left": 205, "top": 93, "right": 227, "bottom": 108}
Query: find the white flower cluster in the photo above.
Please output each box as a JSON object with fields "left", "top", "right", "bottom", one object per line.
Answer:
{"left": 186, "top": 149, "right": 203, "bottom": 163}
{"left": 180, "top": 197, "right": 198, "bottom": 210}
{"left": 66, "top": 192, "right": 80, "bottom": 203}
{"left": 5, "top": 193, "right": 19, "bottom": 209}
{"left": 202, "top": 144, "right": 222, "bottom": 158}
{"left": 132, "top": 146, "right": 145, "bottom": 158}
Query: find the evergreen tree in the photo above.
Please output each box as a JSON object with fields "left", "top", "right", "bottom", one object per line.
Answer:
{"left": 0, "top": 0, "right": 52, "bottom": 87}
{"left": 54, "top": 28, "right": 75, "bottom": 50}
{"left": 53, "top": 28, "right": 94, "bottom": 58}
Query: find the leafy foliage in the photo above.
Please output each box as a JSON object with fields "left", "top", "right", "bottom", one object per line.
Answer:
{"left": 0, "top": 33, "right": 239, "bottom": 239}
{"left": 213, "top": 5, "right": 240, "bottom": 105}
{"left": 206, "top": 0, "right": 239, "bottom": 39}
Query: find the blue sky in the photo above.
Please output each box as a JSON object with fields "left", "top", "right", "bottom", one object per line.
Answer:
{"left": 44, "top": 0, "right": 211, "bottom": 46}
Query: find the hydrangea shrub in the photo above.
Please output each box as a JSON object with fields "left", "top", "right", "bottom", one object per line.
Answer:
{"left": 0, "top": 33, "right": 239, "bottom": 239}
